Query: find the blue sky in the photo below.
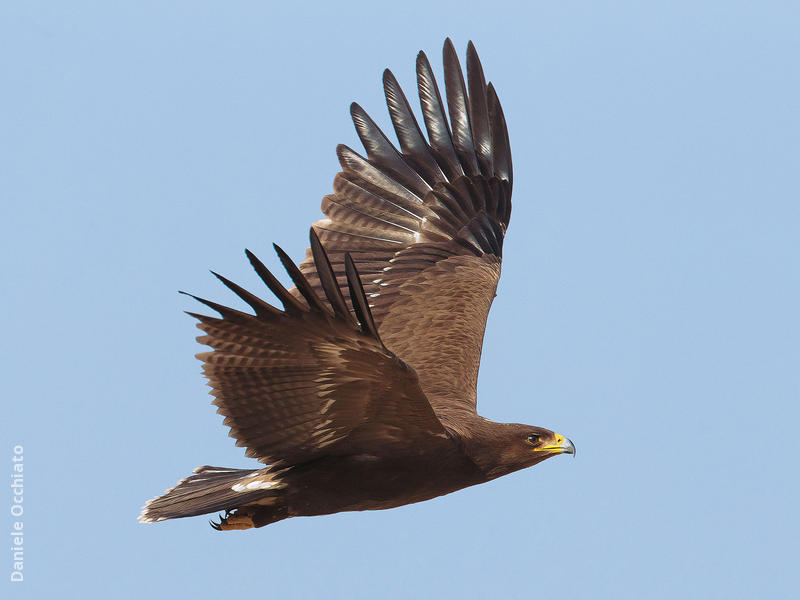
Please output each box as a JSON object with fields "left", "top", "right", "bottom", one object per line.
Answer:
{"left": 3, "top": 1, "right": 798, "bottom": 598}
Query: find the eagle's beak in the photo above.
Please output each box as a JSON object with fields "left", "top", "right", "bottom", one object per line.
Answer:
{"left": 538, "top": 433, "right": 576, "bottom": 457}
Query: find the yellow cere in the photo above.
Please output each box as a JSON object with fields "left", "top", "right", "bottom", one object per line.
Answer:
{"left": 535, "top": 433, "right": 571, "bottom": 453}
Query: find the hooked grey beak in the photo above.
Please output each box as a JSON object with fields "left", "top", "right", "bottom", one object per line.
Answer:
{"left": 537, "top": 434, "right": 576, "bottom": 457}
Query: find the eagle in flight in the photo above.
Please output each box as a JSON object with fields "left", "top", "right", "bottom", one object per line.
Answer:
{"left": 139, "top": 39, "right": 575, "bottom": 531}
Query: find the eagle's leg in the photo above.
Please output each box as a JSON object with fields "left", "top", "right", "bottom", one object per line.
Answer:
{"left": 211, "top": 510, "right": 255, "bottom": 531}
{"left": 210, "top": 500, "right": 288, "bottom": 531}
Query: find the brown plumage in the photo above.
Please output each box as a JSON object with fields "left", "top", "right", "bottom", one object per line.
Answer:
{"left": 139, "top": 39, "right": 574, "bottom": 531}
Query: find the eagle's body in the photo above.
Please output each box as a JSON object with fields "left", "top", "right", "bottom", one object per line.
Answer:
{"left": 264, "top": 448, "right": 483, "bottom": 521}
{"left": 139, "top": 39, "right": 574, "bottom": 531}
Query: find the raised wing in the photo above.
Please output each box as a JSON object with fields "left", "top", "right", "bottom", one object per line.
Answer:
{"left": 187, "top": 230, "right": 450, "bottom": 467}
{"left": 296, "top": 39, "right": 513, "bottom": 419}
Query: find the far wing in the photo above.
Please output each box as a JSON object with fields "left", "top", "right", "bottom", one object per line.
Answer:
{"left": 188, "top": 231, "right": 450, "bottom": 467}
{"left": 297, "top": 40, "right": 513, "bottom": 419}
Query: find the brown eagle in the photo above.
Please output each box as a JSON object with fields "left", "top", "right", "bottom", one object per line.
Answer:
{"left": 139, "top": 39, "right": 574, "bottom": 531}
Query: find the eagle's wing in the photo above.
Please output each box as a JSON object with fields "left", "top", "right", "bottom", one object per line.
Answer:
{"left": 188, "top": 231, "right": 450, "bottom": 467}
{"left": 296, "top": 40, "right": 512, "bottom": 419}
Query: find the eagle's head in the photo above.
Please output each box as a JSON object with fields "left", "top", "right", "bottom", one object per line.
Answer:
{"left": 467, "top": 422, "right": 575, "bottom": 480}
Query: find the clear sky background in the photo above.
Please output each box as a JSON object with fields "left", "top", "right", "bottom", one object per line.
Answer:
{"left": 3, "top": 1, "right": 798, "bottom": 598}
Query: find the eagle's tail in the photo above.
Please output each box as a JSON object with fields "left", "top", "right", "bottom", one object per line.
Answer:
{"left": 138, "top": 465, "right": 269, "bottom": 523}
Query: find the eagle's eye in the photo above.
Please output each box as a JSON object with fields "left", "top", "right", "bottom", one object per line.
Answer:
{"left": 526, "top": 434, "right": 540, "bottom": 445}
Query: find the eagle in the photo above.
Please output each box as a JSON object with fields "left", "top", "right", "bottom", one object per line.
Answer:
{"left": 139, "top": 39, "right": 575, "bottom": 531}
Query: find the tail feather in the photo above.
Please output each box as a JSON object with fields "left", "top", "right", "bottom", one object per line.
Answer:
{"left": 138, "top": 466, "right": 269, "bottom": 523}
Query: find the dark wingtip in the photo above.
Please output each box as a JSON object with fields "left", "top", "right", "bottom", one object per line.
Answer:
{"left": 273, "top": 239, "right": 329, "bottom": 315}
{"left": 309, "top": 228, "right": 353, "bottom": 323}
{"left": 343, "top": 252, "right": 385, "bottom": 349}
{"left": 178, "top": 289, "right": 205, "bottom": 303}
{"left": 208, "top": 268, "right": 280, "bottom": 319}
{"left": 244, "top": 247, "right": 259, "bottom": 263}
{"left": 466, "top": 41, "right": 480, "bottom": 66}
{"left": 245, "top": 246, "right": 306, "bottom": 315}
{"left": 243, "top": 248, "right": 260, "bottom": 268}
{"left": 443, "top": 37, "right": 458, "bottom": 60}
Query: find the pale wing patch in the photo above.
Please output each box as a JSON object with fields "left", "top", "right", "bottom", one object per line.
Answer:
{"left": 231, "top": 474, "right": 286, "bottom": 493}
